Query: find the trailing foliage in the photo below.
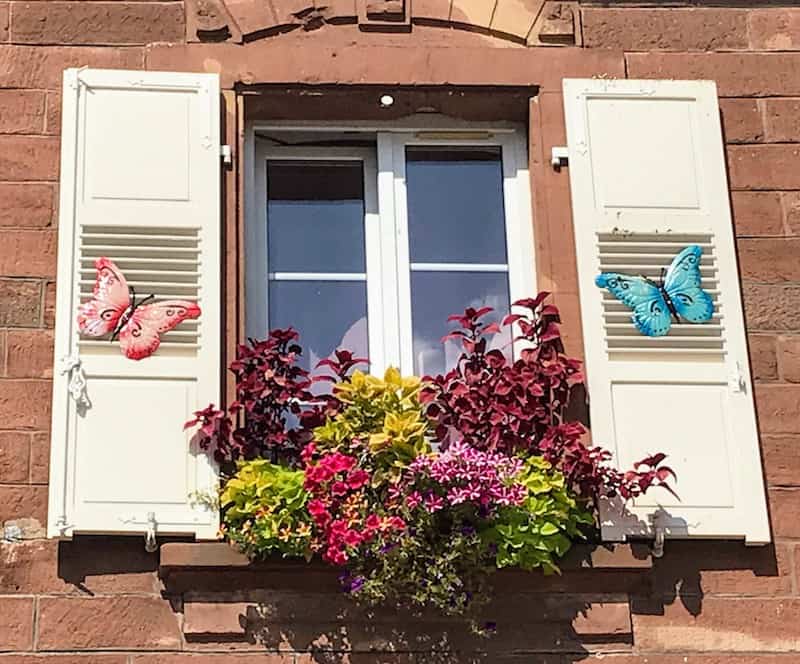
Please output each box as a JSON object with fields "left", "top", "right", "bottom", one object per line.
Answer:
{"left": 193, "top": 292, "right": 676, "bottom": 631}
{"left": 185, "top": 328, "right": 347, "bottom": 465}
{"left": 220, "top": 459, "right": 313, "bottom": 559}
{"left": 483, "top": 455, "right": 594, "bottom": 573}
{"left": 420, "top": 295, "right": 675, "bottom": 502}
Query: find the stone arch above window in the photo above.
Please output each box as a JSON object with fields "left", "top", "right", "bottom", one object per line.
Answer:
{"left": 186, "top": 0, "right": 579, "bottom": 47}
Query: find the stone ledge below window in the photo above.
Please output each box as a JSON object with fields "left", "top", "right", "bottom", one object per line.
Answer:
{"left": 158, "top": 542, "right": 649, "bottom": 650}
{"left": 160, "top": 541, "right": 652, "bottom": 574}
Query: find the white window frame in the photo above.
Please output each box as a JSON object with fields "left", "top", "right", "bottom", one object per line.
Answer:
{"left": 246, "top": 123, "right": 535, "bottom": 376}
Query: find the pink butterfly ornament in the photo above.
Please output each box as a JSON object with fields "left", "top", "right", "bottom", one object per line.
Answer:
{"left": 77, "top": 257, "right": 201, "bottom": 361}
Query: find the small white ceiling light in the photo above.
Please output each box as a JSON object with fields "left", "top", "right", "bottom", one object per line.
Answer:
{"left": 379, "top": 94, "right": 395, "bottom": 108}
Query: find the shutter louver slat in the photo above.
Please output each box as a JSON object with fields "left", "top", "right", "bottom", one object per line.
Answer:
{"left": 48, "top": 69, "right": 221, "bottom": 540}
{"left": 597, "top": 231, "right": 725, "bottom": 359}
{"left": 563, "top": 79, "right": 770, "bottom": 544}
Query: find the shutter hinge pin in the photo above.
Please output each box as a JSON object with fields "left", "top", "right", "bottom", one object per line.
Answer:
{"left": 144, "top": 512, "right": 158, "bottom": 553}
{"left": 649, "top": 511, "right": 667, "bottom": 559}
{"left": 551, "top": 146, "right": 568, "bottom": 170}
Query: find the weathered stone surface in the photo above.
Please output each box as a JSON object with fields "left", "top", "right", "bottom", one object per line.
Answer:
{"left": 38, "top": 596, "right": 181, "bottom": 649}
{"left": 0, "top": 596, "right": 34, "bottom": 650}
{"left": 186, "top": 0, "right": 242, "bottom": 42}
{"left": 748, "top": 334, "right": 778, "bottom": 382}
{"left": 0, "top": 279, "right": 41, "bottom": 327}
{"left": 0, "top": 484, "right": 47, "bottom": 522}
{"left": 0, "top": 431, "right": 30, "bottom": 483}
{"left": 145, "top": 41, "right": 624, "bottom": 91}
{"left": 626, "top": 53, "right": 800, "bottom": 97}
{"left": 731, "top": 192, "right": 784, "bottom": 237}
{"left": 737, "top": 239, "right": 800, "bottom": 282}
{"left": 6, "top": 329, "right": 54, "bottom": 378}
{"left": 29, "top": 430, "right": 49, "bottom": 483}
{"left": 11, "top": 2, "right": 185, "bottom": 46}
{"left": 763, "top": 98, "right": 800, "bottom": 143}
{"left": 490, "top": 0, "right": 545, "bottom": 39}
{"left": 0, "top": 89, "right": 44, "bottom": 134}
{"left": 755, "top": 384, "right": 800, "bottom": 434}
{"left": 769, "top": 489, "right": 800, "bottom": 539}
{"left": 762, "top": 434, "right": 800, "bottom": 486}
{"left": 223, "top": 0, "right": 277, "bottom": 35}
{"left": 0, "top": 45, "right": 143, "bottom": 88}
{"left": 744, "top": 283, "right": 800, "bottom": 331}
{"left": 0, "top": 230, "right": 57, "bottom": 278}
{"left": 0, "top": 379, "right": 52, "bottom": 429}
{"left": 0, "top": 658, "right": 126, "bottom": 664}
{"left": 43, "top": 280, "right": 56, "bottom": 328}
{"left": 0, "top": 2, "right": 8, "bottom": 42}
{"left": 634, "top": 597, "right": 800, "bottom": 651}
{"left": 0, "top": 136, "right": 59, "bottom": 182}
{"left": 649, "top": 541, "right": 793, "bottom": 597}
{"left": 134, "top": 657, "right": 292, "bottom": 664}
{"left": 583, "top": 8, "right": 748, "bottom": 51}
{"left": 728, "top": 145, "right": 800, "bottom": 191}
{"left": 44, "top": 88, "right": 61, "bottom": 136}
{"left": 450, "top": 0, "right": 494, "bottom": 29}
{"left": 719, "top": 98, "right": 763, "bottom": 144}
{"left": 778, "top": 335, "right": 800, "bottom": 383}
{"left": 0, "top": 183, "right": 54, "bottom": 228}
{"left": 412, "top": 0, "right": 450, "bottom": 23}
{"left": 536, "top": 1, "right": 576, "bottom": 44}
{"left": 3, "top": 516, "right": 45, "bottom": 539}
{"left": 749, "top": 8, "right": 800, "bottom": 51}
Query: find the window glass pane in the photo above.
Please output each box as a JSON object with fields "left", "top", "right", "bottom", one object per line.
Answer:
{"left": 267, "top": 161, "right": 366, "bottom": 273}
{"left": 405, "top": 147, "right": 508, "bottom": 264}
{"left": 269, "top": 281, "right": 368, "bottom": 374}
{"left": 410, "top": 271, "right": 511, "bottom": 377}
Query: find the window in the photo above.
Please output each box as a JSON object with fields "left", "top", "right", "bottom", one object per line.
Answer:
{"left": 248, "top": 130, "right": 535, "bottom": 378}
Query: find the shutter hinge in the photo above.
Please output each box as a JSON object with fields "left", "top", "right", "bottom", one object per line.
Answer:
{"left": 649, "top": 511, "right": 667, "bottom": 559}
{"left": 220, "top": 144, "right": 232, "bottom": 166}
{"left": 729, "top": 361, "right": 747, "bottom": 394}
{"left": 59, "top": 355, "right": 90, "bottom": 411}
{"left": 144, "top": 512, "right": 158, "bottom": 553}
{"left": 551, "top": 146, "right": 568, "bottom": 170}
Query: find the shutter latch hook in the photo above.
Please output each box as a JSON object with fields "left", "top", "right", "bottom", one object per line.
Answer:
{"left": 59, "top": 354, "right": 90, "bottom": 410}
{"left": 144, "top": 512, "right": 158, "bottom": 553}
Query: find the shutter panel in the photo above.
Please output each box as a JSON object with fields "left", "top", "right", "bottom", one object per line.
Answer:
{"left": 563, "top": 79, "right": 770, "bottom": 544}
{"left": 48, "top": 69, "right": 221, "bottom": 540}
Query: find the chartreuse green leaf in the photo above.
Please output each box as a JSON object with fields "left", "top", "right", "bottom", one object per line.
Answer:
{"left": 221, "top": 459, "right": 312, "bottom": 560}
{"left": 481, "top": 456, "right": 593, "bottom": 573}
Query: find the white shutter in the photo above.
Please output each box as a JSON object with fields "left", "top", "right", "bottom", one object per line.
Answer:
{"left": 48, "top": 69, "right": 221, "bottom": 540}
{"left": 563, "top": 79, "right": 770, "bottom": 544}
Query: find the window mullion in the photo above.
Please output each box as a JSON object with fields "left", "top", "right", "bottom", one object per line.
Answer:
{"left": 384, "top": 133, "right": 414, "bottom": 375}
{"left": 376, "top": 132, "right": 405, "bottom": 373}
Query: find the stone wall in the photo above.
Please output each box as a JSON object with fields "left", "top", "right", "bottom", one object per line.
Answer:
{"left": 2, "top": 2, "right": 800, "bottom": 662}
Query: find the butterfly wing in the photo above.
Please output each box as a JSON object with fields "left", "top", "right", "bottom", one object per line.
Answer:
{"left": 663, "top": 245, "right": 715, "bottom": 323}
{"left": 596, "top": 273, "right": 672, "bottom": 337}
{"left": 76, "top": 257, "right": 131, "bottom": 336}
{"left": 119, "top": 300, "right": 201, "bottom": 360}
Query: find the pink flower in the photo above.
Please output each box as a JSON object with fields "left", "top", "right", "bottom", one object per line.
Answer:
{"left": 328, "top": 453, "right": 356, "bottom": 474}
{"left": 423, "top": 493, "right": 444, "bottom": 513}
{"left": 364, "top": 514, "right": 381, "bottom": 532}
{"left": 347, "top": 469, "right": 370, "bottom": 490}
{"left": 307, "top": 498, "right": 327, "bottom": 517}
{"left": 331, "top": 481, "right": 349, "bottom": 497}
{"left": 301, "top": 442, "right": 316, "bottom": 464}
{"left": 343, "top": 529, "right": 363, "bottom": 547}
{"left": 406, "top": 491, "right": 422, "bottom": 509}
{"left": 378, "top": 516, "right": 405, "bottom": 533}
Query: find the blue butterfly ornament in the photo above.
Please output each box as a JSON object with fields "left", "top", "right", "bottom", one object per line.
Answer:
{"left": 595, "top": 245, "right": 715, "bottom": 337}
